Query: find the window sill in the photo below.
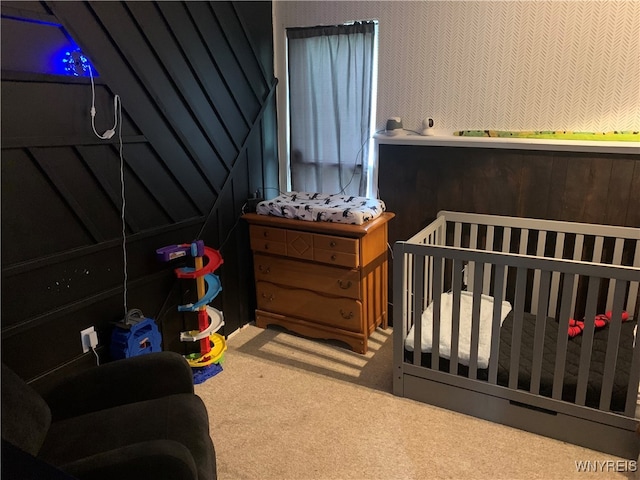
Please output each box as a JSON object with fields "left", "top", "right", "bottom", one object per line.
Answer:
{"left": 374, "top": 132, "right": 639, "bottom": 155}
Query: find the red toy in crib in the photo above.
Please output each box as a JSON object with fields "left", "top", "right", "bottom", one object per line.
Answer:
{"left": 567, "top": 311, "right": 630, "bottom": 338}
{"left": 568, "top": 319, "right": 584, "bottom": 337}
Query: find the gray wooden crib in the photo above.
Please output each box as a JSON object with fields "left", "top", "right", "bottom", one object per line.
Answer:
{"left": 393, "top": 211, "right": 640, "bottom": 459}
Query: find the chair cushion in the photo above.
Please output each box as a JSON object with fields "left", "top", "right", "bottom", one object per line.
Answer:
{"left": 60, "top": 439, "right": 198, "bottom": 480}
{"left": 43, "top": 352, "right": 195, "bottom": 422}
{"left": 39, "top": 393, "right": 216, "bottom": 480}
{"left": 1, "top": 363, "right": 52, "bottom": 456}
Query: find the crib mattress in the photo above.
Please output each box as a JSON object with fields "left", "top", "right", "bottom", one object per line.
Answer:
{"left": 498, "top": 313, "right": 637, "bottom": 412}
{"left": 406, "top": 313, "right": 637, "bottom": 412}
{"left": 256, "top": 191, "right": 385, "bottom": 225}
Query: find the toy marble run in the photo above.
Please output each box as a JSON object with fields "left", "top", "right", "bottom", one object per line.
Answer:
{"left": 157, "top": 241, "right": 226, "bottom": 381}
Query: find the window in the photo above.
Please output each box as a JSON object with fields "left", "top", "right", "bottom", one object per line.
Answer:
{"left": 286, "top": 21, "right": 378, "bottom": 197}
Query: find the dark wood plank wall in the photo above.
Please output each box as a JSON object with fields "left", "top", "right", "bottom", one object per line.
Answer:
{"left": 1, "top": 1, "right": 278, "bottom": 390}
{"left": 379, "top": 145, "right": 640, "bottom": 248}
{"left": 379, "top": 145, "right": 640, "bottom": 322}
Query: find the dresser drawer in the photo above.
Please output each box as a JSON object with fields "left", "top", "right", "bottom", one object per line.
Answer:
{"left": 250, "top": 226, "right": 287, "bottom": 256}
{"left": 313, "top": 233, "right": 358, "bottom": 255}
{"left": 250, "top": 225, "right": 286, "bottom": 242}
{"left": 256, "top": 281, "right": 362, "bottom": 332}
{"left": 313, "top": 249, "right": 358, "bottom": 268}
{"left": 252, "top": 225, "right": 359, "bottom": 267}
{"left": 253, "top": 254, "right": 361, "bottom": 299}
{"left": 313, "top": 234, "right": 358, "bottom": 267}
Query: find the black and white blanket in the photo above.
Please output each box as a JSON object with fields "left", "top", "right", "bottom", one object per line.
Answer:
{"left": 256, "top": 191, "right": 386, "bottom": 225}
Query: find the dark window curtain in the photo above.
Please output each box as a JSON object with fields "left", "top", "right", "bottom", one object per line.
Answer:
{"left": 287, "top": 22, "right": 375, "bottom": 196}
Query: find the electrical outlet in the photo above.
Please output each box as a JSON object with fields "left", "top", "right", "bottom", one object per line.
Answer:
{"left": 80, "top": 326, "right": 96, "bottom": 353}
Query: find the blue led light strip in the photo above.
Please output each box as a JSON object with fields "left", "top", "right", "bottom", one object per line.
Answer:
{"left": 62, "top": 49, "right": 92, "bottom": 77}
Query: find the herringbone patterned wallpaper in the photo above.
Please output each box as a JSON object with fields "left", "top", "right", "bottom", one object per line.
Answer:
{"left": 274, "top": 1, "right": 639, "bottom": 133}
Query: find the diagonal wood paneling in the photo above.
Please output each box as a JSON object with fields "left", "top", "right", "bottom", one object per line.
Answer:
{"left": 1, "top": 0, "right": 278, "bottom": 385}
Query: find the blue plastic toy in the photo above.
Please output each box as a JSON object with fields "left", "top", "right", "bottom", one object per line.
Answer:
{"left": 110, "top": 316, "right": 162, "bottom": 360}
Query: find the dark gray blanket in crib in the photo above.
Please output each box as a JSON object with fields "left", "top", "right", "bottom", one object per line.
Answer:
{"left": 405, "top": 313, "right": 637, "bottom": 412}
{"left": 497, "top": 313, "right": 637, "bottom": 412}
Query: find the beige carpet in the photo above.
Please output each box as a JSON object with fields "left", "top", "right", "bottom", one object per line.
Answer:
{"left": 195, "top": 324, "right": 633, "bottom": 480}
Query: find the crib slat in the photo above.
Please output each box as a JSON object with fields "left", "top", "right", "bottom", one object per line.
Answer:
{"left": 483, "top": 226, "right": 494, "bottom": 295}
{"left": 625, "top": 241, "right": 640, "bottom": 314}
{"left": 502, "top": 227, "right": 512, "bottom": 253}
{"left": 570, "top": 234, "right": 585, "bottom": 317}
{"left": 519, "top": 229, "right": 529, "bottom": 254}
{"left": 404, "top": 253, "right": 413, "bottom": 335}
{"left": 468, "top": 263, "right": 485, "bottom": 380}
{"left": 400, "top": 254, "right": 411, "bottom": 337}
{"left": 501, "top": 227, "right": 512, "bottom": 299}
{"left": 605, "top": 238, "right": 625, "bottom": 313}
{"left": 599, "top": 280, "right": 627, "bottom": 410}
{"left": 454, "top": 222, "right": 462, "bottom": 247}
{"left": 425, "top": 250, "right": 432, "bottom": 306}
{"left": 437, "top": 221, "right": 445, "bottom": 246}
{"left": 530, "top": 270, "right": 551, "bottom": 395}
{"left": 467, "top": 224, "right": 478, "bottom": 291}
{"left": 548, "top": 232, "right": 565, "bottom": 317}
{"left": 531, "top": 231, "right": 547, "bottom": 315}
{"left": 575, "top": 276, "right": 600, "bottom": 406}
{"left": 488, "top": 264, "right": 506, "bottom": 385}
{"left": 449, "top": 259, "right": 463, "bottom": 373}
{"left": 431, "top": 256, "right": 443, "bottom": 369}
{"left": 412, "top": 255, "right": 425, "bottom": 367}
{"left": 393, "top": 244, "right": 407, "bottom": 397}
{"left": 593, "top": 236, "right": 604, "bottom": 263}
{"left": 624, "top": 321, "right": 640, "bottom": 417}
{"left": 470, "top": 224, "right": 478, "bottom": 248}
{"left": 552, "top": 273, "right": 575, "bottom": 400}
{"left": 423, "top": 253, "right": 430, "bottom": 322}
{"left": 509, "top": 267, "right": 527, "bottom": 390}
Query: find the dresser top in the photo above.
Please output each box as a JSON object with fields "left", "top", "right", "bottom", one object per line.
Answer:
{"left": 242, "top": 212, "right": 394, "bottom": 238}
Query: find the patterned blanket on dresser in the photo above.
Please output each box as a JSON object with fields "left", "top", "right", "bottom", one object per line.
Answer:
{"left": 256, "top": 191, "right": 385, "bottom": 225}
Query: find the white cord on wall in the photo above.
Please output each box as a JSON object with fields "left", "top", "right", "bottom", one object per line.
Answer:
{"left": 88, "top": 64, "right": 128, "bottom": 317}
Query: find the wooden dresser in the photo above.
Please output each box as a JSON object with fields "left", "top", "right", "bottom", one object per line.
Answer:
{"left": 243, "top": 212, "right": 394, "bottom": 354}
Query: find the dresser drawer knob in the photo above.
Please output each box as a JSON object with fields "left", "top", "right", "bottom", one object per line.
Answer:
{"left": 331, "top": 254, "right": 337, "bottom": 261}
{"left": 258, "top": 265, "right": 271, "bottom": 274}
{"left": 264, "top": 243, "right": 269, "bottom": 250}
{"left": 329, "top": 241, "right": 337, "bottom": 247}
{"left": 340, "top": 309, "right": 354, "bottom": 319}
{"left": 338, "top": 280, "right": 352, "bottom": 289}
{"left": 261, "top": 293, "right": 274, "bottom": 302}
{"left": 263, "top": 231, "right": 269, "bottom": 237}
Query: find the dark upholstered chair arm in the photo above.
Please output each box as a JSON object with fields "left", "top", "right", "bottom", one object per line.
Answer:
{"left": 43, "top": 352, "right": 194, "bottom": 421}
{"left": 2, "top": 439, "right": 79, "bottom": 479}
{"left": 60, "top": 440, "right": 199, "bottom": 480}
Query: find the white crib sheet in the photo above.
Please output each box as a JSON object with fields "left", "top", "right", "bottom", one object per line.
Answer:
{"left": 256, "top": 191, "right": 385, "bottom": 225}
{"left": 405, "top": 291, "right": 512, "bottom": 369}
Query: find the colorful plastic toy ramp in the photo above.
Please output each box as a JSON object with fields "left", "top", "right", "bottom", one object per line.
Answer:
{"left": 156, "top": 240, "right": 226, "bottom": 384}
{"left": 180, "top": 306, "right": 224, "bottom": 342}
{"left": 175, "top": 247, "right": 223, "bottom": 279}
{"left": 185, "top": 333, "right": 227, "bottom": 368}
{"left": 186, "top": 333, "right": 227, "bottom": 385}
{"left": 177, "top": 274, "right": 222, "bottom": 312}
{"left": 156, "top": 244, "right": 192, "bottom": 262}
